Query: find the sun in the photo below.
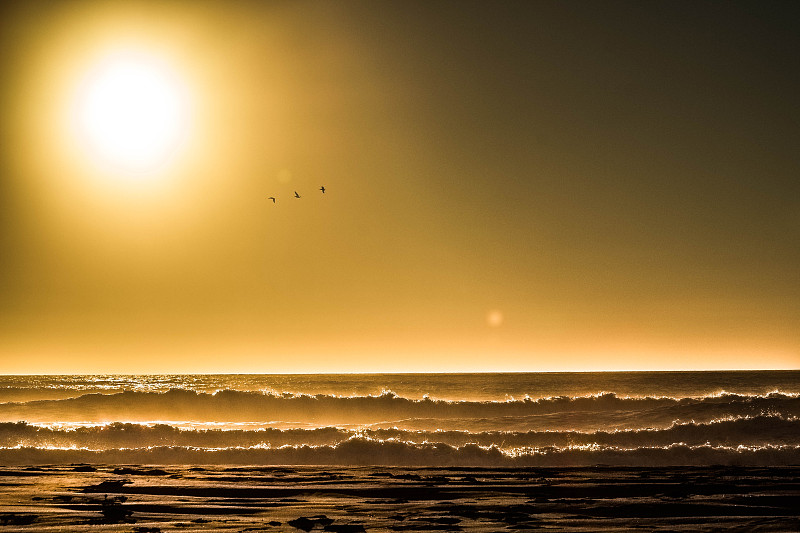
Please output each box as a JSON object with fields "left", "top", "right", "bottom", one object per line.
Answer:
{"left": 73, "top": 50, "right": 190, "bottom": 174}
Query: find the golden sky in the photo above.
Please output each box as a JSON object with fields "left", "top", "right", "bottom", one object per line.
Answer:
{"left": 1, "top": 1, "right": 798, "bottom": 373}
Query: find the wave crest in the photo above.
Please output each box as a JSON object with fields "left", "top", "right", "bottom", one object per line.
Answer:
{"left": 2, "top": 414, "right": 797, "bottom": 451}
{"left": 2, "top": 438, "right": 799, "bottom": 467}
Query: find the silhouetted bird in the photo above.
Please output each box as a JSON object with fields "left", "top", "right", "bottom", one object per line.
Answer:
{"left": 268, "top": 197, "right": 276, "bottom": 203}
{"left": 294, "top": 191, "right": 301, "bottom": 198}
{"left": 320, "top": 186, "right": 326, "bottom": 193}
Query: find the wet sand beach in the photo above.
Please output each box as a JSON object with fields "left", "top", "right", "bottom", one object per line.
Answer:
{"left": 1, "top": 464, "right": 798, "bottom": 532}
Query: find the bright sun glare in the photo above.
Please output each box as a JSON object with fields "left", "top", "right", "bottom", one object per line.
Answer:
{"left": 73, "top": 51, "right": 189, "bottom": 174}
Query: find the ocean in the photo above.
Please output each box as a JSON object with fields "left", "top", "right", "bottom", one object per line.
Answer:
{"left": 2, "top": 371, "right": 799, "bottom": 467}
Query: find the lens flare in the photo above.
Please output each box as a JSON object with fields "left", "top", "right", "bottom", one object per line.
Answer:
{"left": 487, "top": 310, "right": 504, "bottom": 328}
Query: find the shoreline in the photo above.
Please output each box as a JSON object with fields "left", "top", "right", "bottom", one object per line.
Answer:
{"left": 1, "top": 464, "right": 798, "bottom": 531}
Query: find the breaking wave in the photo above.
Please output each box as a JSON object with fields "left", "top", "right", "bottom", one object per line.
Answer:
{"left": 1, "top": 414, "right": 798, "bottom": 450}
{"left": 2, "top": 439, "right": 799, "bottom": 467}
{"left": 2, "top": 389, "right": 799, "bottom": 429}
{"left": 1, "top": 412, "right": 799, "bottom": 466}
{"left": 3, "top": 375, "right": 799, "bottom": 466}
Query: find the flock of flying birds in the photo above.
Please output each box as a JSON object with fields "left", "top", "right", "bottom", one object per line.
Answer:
{"left": 267, "top": 186, "right": 325, "bottom": 203}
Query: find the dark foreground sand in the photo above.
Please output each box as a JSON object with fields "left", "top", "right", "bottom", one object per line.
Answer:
{"left": 1, "top": 465, "right": 798, "bottom": 532}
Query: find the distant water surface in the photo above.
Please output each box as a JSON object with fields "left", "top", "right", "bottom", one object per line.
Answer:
{"left": 1, "top": 371, "right": 798, "bottom": 466}
{"left": 2, "top": 370, "right": 799, "bottom": 401}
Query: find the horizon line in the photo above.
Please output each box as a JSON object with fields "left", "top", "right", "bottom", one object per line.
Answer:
{"left": 1, "top": 368, "right": 798, "bottom": 377}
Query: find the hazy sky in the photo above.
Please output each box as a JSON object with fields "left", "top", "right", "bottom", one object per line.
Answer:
{"left": 1, "top": 1, "right": 798, "bottom": 373}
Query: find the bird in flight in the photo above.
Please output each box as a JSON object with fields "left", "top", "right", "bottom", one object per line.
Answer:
{"left": 320, "top": 186, "right": 326, "bottom": 193}
{"left": 294, "top": 191, "right": 301, "bottom": 198}
{"left": 268, "top": 196, "right": 276, "bottom": 203}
